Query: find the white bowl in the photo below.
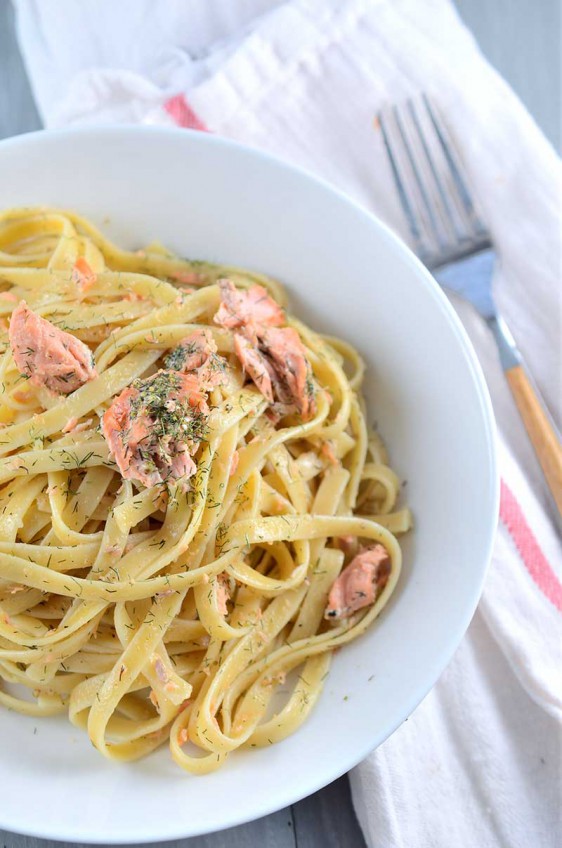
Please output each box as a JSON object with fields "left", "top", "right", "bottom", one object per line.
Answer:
{"left": 0, "top": 127, "right": 497, "bottom": 844}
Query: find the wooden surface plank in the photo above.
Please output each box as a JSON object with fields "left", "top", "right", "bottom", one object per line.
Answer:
{"left": 1, "top": 810, "right": 296, "bottom": 848}
{"left": 0, "top": 0, "right": 41, "bottom": 138}
{"left": 0, "top": 781, "right": 369, "bottom": 848}
{"left": 454, "top": 0, "right": 561, "bottom": 151}
{"left": 293, "top": 776, "right": 368, "bottom": 848}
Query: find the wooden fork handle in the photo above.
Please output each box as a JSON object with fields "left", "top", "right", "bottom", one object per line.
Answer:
{"left": 487, "top": 314, "right": 562, "bottom": 520}
{"left": 505, "top": 365, "right": 562, "bottom": 516}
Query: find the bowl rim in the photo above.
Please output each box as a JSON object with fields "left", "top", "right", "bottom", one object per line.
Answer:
{"left": 0, "top": 125, "right": 499, "bottom": 844}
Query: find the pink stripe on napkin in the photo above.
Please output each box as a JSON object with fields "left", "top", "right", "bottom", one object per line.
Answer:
{"left": 164, "top": 94, "right": 208, "bottom": 131}
{"left": 500, "top": 480, "right": 562, "bottom": 612}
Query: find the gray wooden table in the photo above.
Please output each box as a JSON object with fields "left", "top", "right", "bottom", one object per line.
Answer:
{"left": 0, "top": 1, "right": 558, "bottom": 846}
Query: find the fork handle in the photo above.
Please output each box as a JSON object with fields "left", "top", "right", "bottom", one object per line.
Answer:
{"left": 488, "top": 315, "right": 562, "bottom": 517}
{"left": 505, "top": 366, "right": 562, "bottom": 515}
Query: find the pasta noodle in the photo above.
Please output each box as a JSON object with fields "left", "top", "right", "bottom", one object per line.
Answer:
{"left": 0, "top": 207, "right": 411, "bottom": 774}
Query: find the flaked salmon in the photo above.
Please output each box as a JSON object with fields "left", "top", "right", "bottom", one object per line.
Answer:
{"left": 72, "top": 257, "right": 97, "bottom": 292}
{"left": 234, "top": 326, "right": 315, "bottom": 419}
{"left": 102, "top": 369, "right": 209, "bottom": 488}
{"left": 215, "top": 573, "right": 231, "bottom": 616}
{"left": 9, "top": 301, "right": 96, "bottom": 394}
{"left": 164, "top": 328, "right": 227, "bottom": 389}
{"left": 214, "top": 279, "right": 284, "bottom": 333}
{"left": 260, "top": 327, "right": 315, "bottom": 419}
{"left": 325, "top": 543, "right": 390, "bottom": 620}
{"left": 214, "top": 280, "right": 316, "bottom": 419}
{"left": 233, "top": 332, "right": 275, "bottom": 402}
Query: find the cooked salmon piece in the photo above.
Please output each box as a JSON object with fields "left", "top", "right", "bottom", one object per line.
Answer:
{"left": 164, "top": 328, "right": 227, "bottom": 389}
{"left": 214, "top": 279, "right": 315, "bottom": 419}
{"left": 102, "top": 370, "right": 209, "bottom": 488}
{"left": 214, "top": 279, "right": 284, "bottom": 333}
{"left": 215, "top": 572, "right": 231, "bottom": 616}
{"left": 169, "top": 270, "right": 205, "bottom": 287}
{"left": 234, "top": 327, "right": 315, "bottom": 420}
{"left": 62, "top": 416, "right": 93, "bottom": 434}
{"left": 233, "top": 332, "right": 275, "bottom": 402}
{"left": 260, "top": 327, "right": 316, "bottom": 420}
{"left": 9, "top": 301, "right": 96, "bottom": 394}
{"left": 325, "top": 543, "right": 390, "bottom": 620}
{"left": 335, "top": 535, "right": 358, "bottom": 557}
{"left": 229, "top": 449, "right": 239, "bottom": 477}
{"left": 72, "top": 257, "right": 97, "bottom": 292}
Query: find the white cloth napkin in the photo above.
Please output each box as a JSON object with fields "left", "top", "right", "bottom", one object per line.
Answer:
{"left": 13, "top": 1, "right": 562, "bottom": 846}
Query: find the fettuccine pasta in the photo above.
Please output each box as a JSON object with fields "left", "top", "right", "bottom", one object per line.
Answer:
{"left": 0, "top": 207, "right": 411, "bottom": 773}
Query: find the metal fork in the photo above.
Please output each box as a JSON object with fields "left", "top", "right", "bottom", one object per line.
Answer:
{"left": 378, "top": 93, "right": 562, "bottom": 520}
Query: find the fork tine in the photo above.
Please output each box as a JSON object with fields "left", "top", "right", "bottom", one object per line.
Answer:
{"left": 379, "top": 105, "right": 447, "bottom": 262}
{"left": 406, "top": 99, "right": 465, "bottom": 245}
{"left": 405, "top": 94, "right": 484, "bottom": 248}
{"left": 379, "top": 99, "right": 462, "bottom": 260}
{"left": 378, "top": 110, "right": 428, "bottom": 258}
{"left": 422, "top": 94, "right": 489, "bottom": 239}
{"left": 378, "top": 94, "right": 491, "bottom": 268}
{"left": 392, "top": 104, "right": 449, "bottom": 254}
